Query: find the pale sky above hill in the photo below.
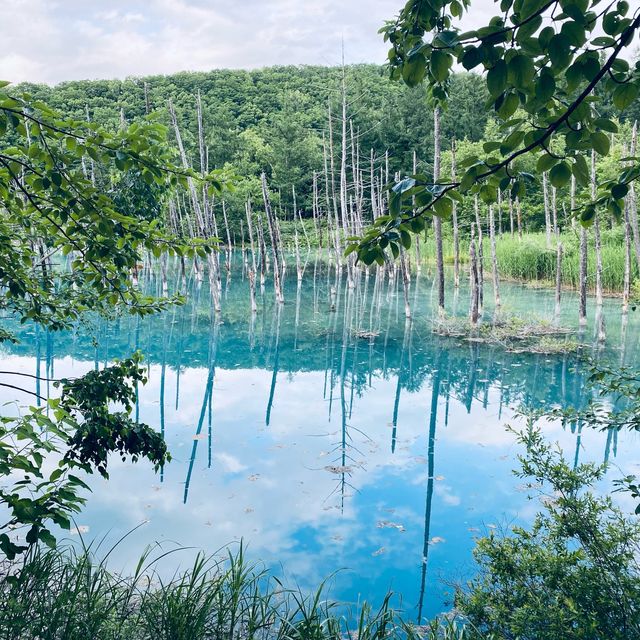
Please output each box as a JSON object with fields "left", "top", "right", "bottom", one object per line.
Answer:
{"left": 2, "top": 0, "right": 500, "bottom": 84}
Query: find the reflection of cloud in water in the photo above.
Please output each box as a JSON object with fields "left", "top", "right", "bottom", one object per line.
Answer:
{"left": 0, "top": 287, "right": 638, "bottom": 619}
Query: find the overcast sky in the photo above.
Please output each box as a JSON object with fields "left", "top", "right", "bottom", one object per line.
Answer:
{"left": 2, "top": 0, "right": 506, "bottom": 85}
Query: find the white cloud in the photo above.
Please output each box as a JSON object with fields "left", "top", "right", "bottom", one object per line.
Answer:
{"left": 0, "top": 0, "right": 505, "bottom": 84}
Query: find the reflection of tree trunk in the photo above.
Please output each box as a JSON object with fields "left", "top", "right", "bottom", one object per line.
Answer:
{"left": 391, "top": 319, "right": 411, "bottom": 453}
{"left": 183, "top": 320, "right": 219, "bottom": 504}
{"left": 160, "top": 314, "right": 168, "bottom": 482}
{"left": 573, "top": 419, "right": 582, "bottom": 469}
{"left": 266, "top": 304, "right": 282, "bottom": 426}
{"left": 338, "top": 290, "right": 355, "bottom": 512}
{"left": 34, "top": 326, "right": 43, "bottom": 406}
{"left": 417, "top": 348, "right": 445, "bottom": 623}
{"left": 464, "top": 343, "right": 479, "bottom": 413}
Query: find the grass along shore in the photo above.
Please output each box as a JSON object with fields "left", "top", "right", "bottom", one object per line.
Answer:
{"left": 0, "top": 543, "right": 465, "bottom": 640}
{"left": 419, "top": 228, "right": 635, "bottom": 295}
{"left": 277, "top": 222, "right": 634, "bottom": 295}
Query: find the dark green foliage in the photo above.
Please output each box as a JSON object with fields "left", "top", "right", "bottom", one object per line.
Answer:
{"left": 354, "top": 0, "right": 640, "bottom": 262}
{"left": 0, "top": 355, "right": 169, "bottom": 560}
{"left": 16, "top": 65, "right": 489, "bottom": 220}
{"left": 0, "top": 87, "right": 213, "bottom": 557}
{"left": 457, "top": 426, "right": 640, "bottom": 639}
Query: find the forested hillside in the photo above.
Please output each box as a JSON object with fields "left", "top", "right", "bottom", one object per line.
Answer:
{"left": 16, "top": 64, "right": 639, "bottom": 246}
{"left": 18, "top": 66, "right": 488, "bottom": 219}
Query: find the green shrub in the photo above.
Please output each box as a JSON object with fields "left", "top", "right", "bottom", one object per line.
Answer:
{"left": 456, "top": 426, "right": 640, "bottom": 640}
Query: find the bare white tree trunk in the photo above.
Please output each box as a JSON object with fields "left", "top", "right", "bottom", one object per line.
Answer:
{"left": 542, "top": 171, "right": 551, "bottom": 249}
{"left": 433, "top": 107, "right": 445, "bottom": 312}
{"left": 413, "top": 150, "right": 421, "bottom": 273}
{"left": 554, "top": 242, "right": 562, "bottom": 323}
{"left": 592, "top": 150, "right": 603, "bottom": 307}
{"left": 623, "top": 194, "right": 631, "bottom": 315}
{"left": 629, "top": 121, "right": 640, "bottom": 272}
{"left": 469, "top": 223, "right": 480, "bottom": 326}
{"left": 451, "top": 139, "right": 460, "bottom": 289}
{"left": 474, "top": 195, "right": 484, "bottom": 315}
{"left": 245, "top": 201, "right": 258, "bottom": 313}
{"left": 489, "top": 204, "right": 501, "bottom": 311}
{"left": 576, "top": 169, "right": 587, "bottom": 327}
{"left": 261, "top": 173, "right": 284, "bottom": 303}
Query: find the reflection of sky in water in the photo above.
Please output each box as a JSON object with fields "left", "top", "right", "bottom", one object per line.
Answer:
{"left": 1, "top": 260, "right": 639, "bottom": 621}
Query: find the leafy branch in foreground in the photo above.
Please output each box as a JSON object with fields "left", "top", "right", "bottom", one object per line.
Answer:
{"left": 457, "top": 424, "right": 640, "bottom": 639}
{"left": 352, "top": 0, "right": 640, "bottom": 264}
{"left": 0, "top": 354, "right": 169, "bottom": 559}
{"left": 0, "top": 86, "right": 232, "bottom": 557}
{"left": 0, "top": 81, "right": 230, "bottom": 330}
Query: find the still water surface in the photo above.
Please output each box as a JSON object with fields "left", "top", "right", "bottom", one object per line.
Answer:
{"left": 1, "top": 258, "right": 639, "bottom": 621}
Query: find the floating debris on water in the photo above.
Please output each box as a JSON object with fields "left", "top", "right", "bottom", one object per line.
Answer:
{"left": 377, "top": 521, "right": 406, "bottom": 532}
{"left": 324, "top": 465, "right": 353, "bottom": 474}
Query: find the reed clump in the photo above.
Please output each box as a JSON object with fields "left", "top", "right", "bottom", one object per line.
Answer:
{"left": 417, "top": 229, "right": 634, "bottom": 294}
{"left": 0, "top": 543, "right": 468, "bottom": 640}
{"left": 432, "top": 315, "right": 579, "bottom": 354}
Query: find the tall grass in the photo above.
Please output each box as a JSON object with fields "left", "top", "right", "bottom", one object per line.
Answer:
{"left": 0, "top": 544, "right": 471, "bottom": 640}
{"left": 417, "top": 229, "right": 634, "bottom": 293}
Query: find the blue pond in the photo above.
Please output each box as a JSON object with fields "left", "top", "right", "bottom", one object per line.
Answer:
{"left": 1, "top": 257, "right": 638, "bottom": 622}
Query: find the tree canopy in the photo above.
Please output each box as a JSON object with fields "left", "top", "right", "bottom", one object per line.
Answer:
{"left": 0, "top": 83, "right": 228, "bottom": 557}
{"left": 352, "top": 0, "right": 640, "bottom": 264}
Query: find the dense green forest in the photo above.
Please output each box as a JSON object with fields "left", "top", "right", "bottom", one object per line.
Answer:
{"left": 17, "top": 64, "right": 639, "bottom": 247}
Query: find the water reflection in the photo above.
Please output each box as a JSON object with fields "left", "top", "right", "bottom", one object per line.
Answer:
{"left": 0, "top": 257, "right": 638, "bottom": 621}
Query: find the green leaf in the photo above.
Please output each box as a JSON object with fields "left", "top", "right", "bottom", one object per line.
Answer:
{"left": 591, "top": 131, "right": 611, "bottom": 156}
{"left": 430, "top": 50, "right": 452, "bottom": 82}
{"left": 612, "top": 83, "right": 639, "bottom": 111}
{"left": 487, "top": 60, "right": 508, "bottom": 98}
{"left": 402, "top": 53, "right": 427, "bottom": 88}
{"left": 498, "top": 92, "right": 519, "bottom": 119}
{"left": 572, "top": 154, "right": 589, "bottom": 187}
{"left": 535, "top": 69, "right": 556, "bottom": 102}
{"left": 461, "top": 46, "right": 484, "bottom": 70}
{"left": 611, "top": 183, "right": 628, "bottom": 199}
{"left": 433, "top": 197, "right": 453, "bottom": 218}
{"left": 508, "top": 55, "right": 534, "bottom": 89}
{"left": 548, "top": 34, "right": 571, "bottom": 70}
{"left": 549, "top": 161, "right": 571, "bottom": 188}
{"left": 536, "top": 154, "right": 557, "bottom": 172}
{"left": 593, "top": 117, "right": 619, "bottom": 133}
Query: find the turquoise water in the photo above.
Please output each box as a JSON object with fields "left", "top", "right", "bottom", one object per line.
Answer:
{"left": 1, "top": 256, "right": 638, "bottom": 621}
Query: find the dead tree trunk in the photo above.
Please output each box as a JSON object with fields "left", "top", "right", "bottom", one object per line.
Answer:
{"left": 245, "top": 201, "right": 258, "bottom": 313}
{"left": 451, "top": 139, "right": 460, "bottom": 289}
{"left": 575, "top": 169, "right": 587, "bottom": 326}
{"left": 433, "top": 107, "right": 445, "bottom": 312}
{"left": 542, "top": 171, "right": 552, "bottom": 249}
{"left": 629, "top": 121, "right": 640, "bottom": 272}
{"left": 474, "top": 195, "right": 484, "bottom": 314}
{"left": 554, "top": 242, "right": 562, "bottom": 323}
{"left": 623, "top": 194, "right": 631, "bottom": 315}
{"left": 261, "top": 173, "right": 284, "bottom": 303}
{"left": 469, "top": 223, "right": 480, "bottom": 326}
{"left": 592, "top": 150, "right": 603, "bottom": 307}
{"left": 489, "top": 204, "right": 501, "bottom": 311}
